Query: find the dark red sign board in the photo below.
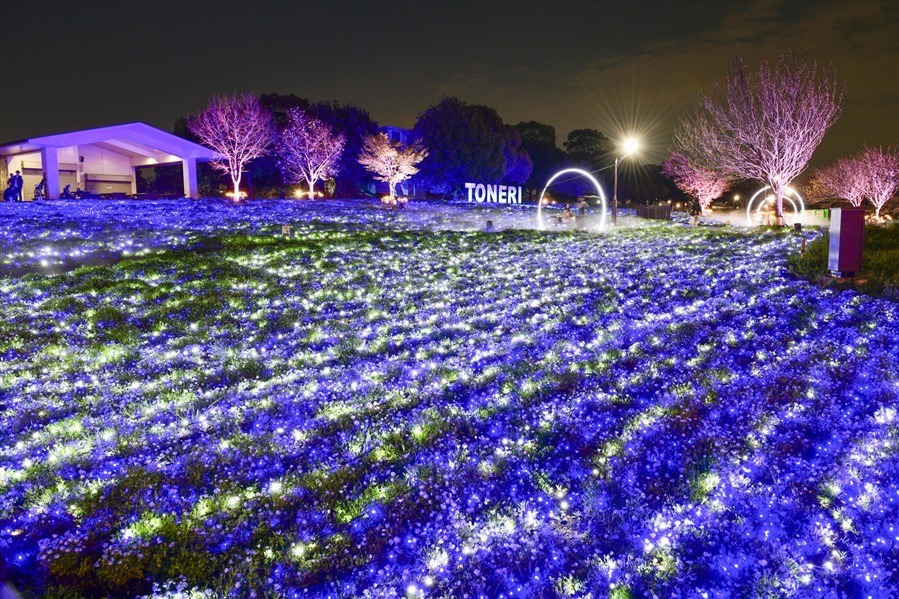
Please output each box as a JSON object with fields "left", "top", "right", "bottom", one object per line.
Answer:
{"left": 828, "top": 207, "right": 865, "bottom": 277}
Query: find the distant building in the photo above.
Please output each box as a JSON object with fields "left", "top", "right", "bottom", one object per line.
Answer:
{"left": 381, "top": 125, "right": 413, "bottom": 145}
{"left": 1, "top": 122, "right": 216, "bottom": 200}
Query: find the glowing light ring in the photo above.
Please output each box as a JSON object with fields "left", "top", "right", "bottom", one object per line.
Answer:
{"left": 746, "top": 186, "right": 805, "bottom": 225}
{"left": 537, "top": 169, "right": 608, "bottom": 230}
{"left": 755, "top": 196, "right": 798, "bottom": 222}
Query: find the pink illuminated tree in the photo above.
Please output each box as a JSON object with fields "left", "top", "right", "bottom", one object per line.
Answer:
{"left": 807, "top": 158, "right": 866, "bottom": 207}
{"left": 357, "top": 132, "right": 428, "bottom": 199}
{"left": 674, "top": 52, "right": 843, "bottom": 223}
{"left": 860, "top": 146, "right": 899, "bottom": 219}
{"left": 187, "top": 93, "right": 275, "bottom": 200}
{"left": 808, "top": 147, "right": 899, "bottom": 217}
{"left": 277, "top": 108, "right": 346, "bottom": 199}
{"left": 661, "top": 152, "right": 732, "bottom": 212}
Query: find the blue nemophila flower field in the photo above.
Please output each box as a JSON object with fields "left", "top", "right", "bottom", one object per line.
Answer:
{"left": 0, "top": 200, "right": 897, "bottom": 599}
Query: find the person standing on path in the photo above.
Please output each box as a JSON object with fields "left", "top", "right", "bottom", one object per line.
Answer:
{"left": 12, "top": 171, "right": 24, "bottom": 202}
{"left": 689, "top": 198, "right": 702, "bottom": 228}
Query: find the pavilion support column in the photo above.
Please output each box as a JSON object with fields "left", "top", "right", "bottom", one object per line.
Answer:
{"left": 41, "top": 147, "right": 60, "bottom": 200}
{"left": 75, "top": 146, "right": 83, "bottom": 189}
{"left": 131, "top": 167, "right": 138, "bottom": 195}
{"left": 182, "top": 158, "right": 198, "bottom": 199}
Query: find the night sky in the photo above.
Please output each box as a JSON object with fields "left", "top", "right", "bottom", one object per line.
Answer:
{"left": 2, "top": 0, "right": 897, "bottom": 166}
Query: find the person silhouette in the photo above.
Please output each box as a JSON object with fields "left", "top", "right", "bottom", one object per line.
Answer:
{"left": 689, "top": 199, "right": 702, "bottom": 227}
{"left": 12, "top": 171, "right": 24, "bottom": 202}
{"left": 34, "top": 177, "right": 46, "bottom": 201}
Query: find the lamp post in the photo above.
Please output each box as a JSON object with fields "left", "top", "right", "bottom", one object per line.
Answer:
{"left": 612, "top": 138, "right": 638, "bottom": 227}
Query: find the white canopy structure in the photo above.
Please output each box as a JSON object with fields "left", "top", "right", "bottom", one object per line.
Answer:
{"left": 1, "top": 122, "right": 217, "bottom": 200}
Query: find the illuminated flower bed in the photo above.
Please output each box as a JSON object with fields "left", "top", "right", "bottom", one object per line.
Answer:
{"left": 0, "top": 199, "right": 545, "bottom": 276}
{"left": 1, "top": 200, "right": 897, "bottom": 598}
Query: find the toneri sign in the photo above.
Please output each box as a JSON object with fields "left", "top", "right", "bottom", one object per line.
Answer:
{"left": 464, "top": 183, "right": 523, "bottom": 204}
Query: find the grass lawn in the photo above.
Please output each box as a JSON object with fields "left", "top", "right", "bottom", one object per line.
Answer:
{"left": 789, "top": 222, "right": 899, "bottom": 297}
{"left": 1, "top": 201, "right": 897, "bottom": 598}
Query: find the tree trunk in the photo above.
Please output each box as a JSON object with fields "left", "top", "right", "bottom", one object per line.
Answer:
{"left": 388, "top": 180, "right": 396, "bottom": 199}
{"left": 307, "top": 177, "right": 316, "bottom": 200}
{"left": 232, "top": 173, "right": 241, "bottom": 202}
{"left": 773, "top": 183, "right": 785, "bottom": 225}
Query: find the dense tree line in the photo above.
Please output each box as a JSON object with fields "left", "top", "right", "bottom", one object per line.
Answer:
{"left": 151, "top": 93, "right": 671, "bottom": 202}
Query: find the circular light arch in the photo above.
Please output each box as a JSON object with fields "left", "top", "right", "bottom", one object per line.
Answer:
{"left": 537, "top": 168, "right": 608, "bottom": 230}
{"left": 746, "top": 186, "right": 805, "bottom": 226}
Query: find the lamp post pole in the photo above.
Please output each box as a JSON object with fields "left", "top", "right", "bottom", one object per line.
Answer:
{"left": 613, "top": 156, "right": 620, "bottom": 227}
{"left": 611, "top": 138, "right": 637, "bottom": 227}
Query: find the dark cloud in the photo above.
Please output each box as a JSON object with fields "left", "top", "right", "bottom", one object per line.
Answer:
{"left": 2, "top": 0, "right": 896, "bottom": 167}
{"left": 561, "top": 0, "right": 899, "bottom": 163}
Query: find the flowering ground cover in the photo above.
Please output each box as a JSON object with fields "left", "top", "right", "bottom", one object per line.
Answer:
{"left": 0, "top": 199, "right": 546, "bottom": 276}
{"left": 1, "top": 200, "right": 897, "bottom": 599}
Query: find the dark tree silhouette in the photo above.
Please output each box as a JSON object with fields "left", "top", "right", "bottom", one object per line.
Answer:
{"left": 308, "top": 101, "right": 380, "bottom": 197}
{"left": 413, "top": 98, "right": 512, "bottom": 198}
{"left": 515, "top": 121, "right": 566, "bottom": 199}
{"left": 501, "top": 125, "right": 532, "bottom": 186}
{"left": 563, "top": 129, "right": 613, "bottom": 172}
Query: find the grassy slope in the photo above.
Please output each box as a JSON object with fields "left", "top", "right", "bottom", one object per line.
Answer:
{"left": 788, "top": 222, "right": 899, "bottom": 297}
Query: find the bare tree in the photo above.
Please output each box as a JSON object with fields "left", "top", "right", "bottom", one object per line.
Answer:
{"left": 357, "top": 132, "right": 428, "bottom": 199}
{"left": 188, "top": 93, "right": 274, "bottom": 200}
{"left": 860, "top": 146, "right": 899, "bottom": 219}
{"left": 807, "top": 147, "right": 899, "bottom": 218}
{"left": 277, "top": 108, "right": 345, "bottom": 200}
{"left": 660, "top": 152, "right": 732, "bottom": 212}
{"left": 674, "top": 52, "right": 843, "bottom": 223}
{"left": 806, "top": 158, "right": 867, "bottom": 207}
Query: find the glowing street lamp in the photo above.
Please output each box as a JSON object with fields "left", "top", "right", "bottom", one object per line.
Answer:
{"left": 612, "top": 137, "right": 639, "bottom": 226}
